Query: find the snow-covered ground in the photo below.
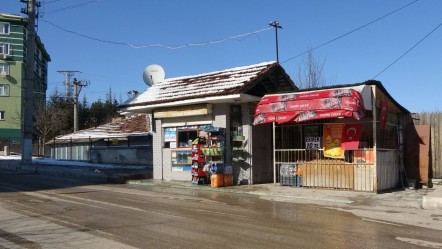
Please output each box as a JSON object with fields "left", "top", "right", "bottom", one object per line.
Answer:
{"left": 0, "top": 155, "right": 148, "bottom": 169}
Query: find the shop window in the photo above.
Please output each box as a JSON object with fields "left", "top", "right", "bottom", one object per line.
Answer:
{"left": 275, "top": 124, "right": 302, "bottom": 149}
{"left": 230, "top": 105, "right": 242, "bottom": 136}
{"left": 177, "top": 130, "right": 197, "bottom": 148}
{"left": 0, "top": 111, "right": 5, "bottom": 120}
{"left": 0, "top": 84, "right": 9, "bottom": 96}
{"left": 164, "top": 127, "right": 198, "bottom": 148}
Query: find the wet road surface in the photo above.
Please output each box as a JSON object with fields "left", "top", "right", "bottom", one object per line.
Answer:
{"left": 0, "top": 171, "right": 441, "bottom": 249}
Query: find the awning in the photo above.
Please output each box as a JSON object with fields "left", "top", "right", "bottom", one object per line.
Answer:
{"left": 253, "top": 88, "right": 365, "bottom": 125}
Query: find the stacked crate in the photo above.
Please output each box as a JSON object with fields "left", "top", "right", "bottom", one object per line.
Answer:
{"left": 280, "top": 164, "right": 296, "bottom": 186}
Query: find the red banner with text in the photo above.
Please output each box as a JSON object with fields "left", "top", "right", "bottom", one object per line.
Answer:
{"left": 253, "top": 89, "right": 365, "bottom": 125}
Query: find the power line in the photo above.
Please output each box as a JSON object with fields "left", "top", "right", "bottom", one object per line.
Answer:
{"left": 372, "top": 21, "right": 442, "bottom": 79}
{"left": 40, "top": 19, "right": 272, "bottom": 49}
{"left": 280, "top": 0, "right": 419, "bottom": 64}
{"left": 40, "top": 0, "right": 97, "bottom": 16}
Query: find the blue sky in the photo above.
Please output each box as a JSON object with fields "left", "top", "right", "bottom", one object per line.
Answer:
{"left": 2, "top": 0, "right": 441, "bottom": 112}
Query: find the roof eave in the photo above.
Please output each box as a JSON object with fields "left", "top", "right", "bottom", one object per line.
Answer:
{"left": 120, "top": 93, "right": 261, "bottom": 113}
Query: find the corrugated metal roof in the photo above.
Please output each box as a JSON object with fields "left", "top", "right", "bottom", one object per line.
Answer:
{"left": 52, "top": 115, "right": 151, "bottom": 142}
{"left": 121, "top": 61, "right": 278, "bottom": 108}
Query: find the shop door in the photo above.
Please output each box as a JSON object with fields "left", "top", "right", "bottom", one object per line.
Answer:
{"left": 405, "top": 125, "right": 430, "bottom": 186}
{"left": 252, "top": 123, "right": 273, "bottom": 184}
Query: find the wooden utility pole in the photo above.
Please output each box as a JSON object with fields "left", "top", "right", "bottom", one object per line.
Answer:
{"left": 21, "top": 0, "right": 39, "bottom": 165}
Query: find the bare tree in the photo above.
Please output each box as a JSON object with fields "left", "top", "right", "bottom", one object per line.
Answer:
{"left": 34, "top": 102, "right": 69, "bottom": 155}
{"left": 296, "top": 49, "right": 330, "bottom": 89}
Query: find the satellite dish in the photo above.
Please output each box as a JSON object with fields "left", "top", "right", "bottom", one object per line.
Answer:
{"left": 143, "top": 64, "right": 165, "bottom": 86}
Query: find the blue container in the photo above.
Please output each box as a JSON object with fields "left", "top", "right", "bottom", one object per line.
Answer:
{"left": 223, "top": 165, "right": 233, "bottom": 175}
{"left": 296, "top": 176, "right": 303, "bottom": 187}
{"left": 210, "top": 164, "right": 223, "bottom": 174}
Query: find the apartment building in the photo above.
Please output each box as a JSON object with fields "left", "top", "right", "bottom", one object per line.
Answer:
{"left": 0, "top": 13, "right": 50, "bottom": 138}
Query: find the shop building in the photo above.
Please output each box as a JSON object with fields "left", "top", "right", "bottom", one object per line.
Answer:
{"left": 253, "top": 80, "right": 411, "bottom": 192}
{"left": 119, "top": 61, "right": 297, "bottom": 184}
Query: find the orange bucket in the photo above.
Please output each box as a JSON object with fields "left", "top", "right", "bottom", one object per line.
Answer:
{"left": 223, "top": 174, "right": 233, "bottom": 186}
{"left": 211, "top": 174, "right": 224, "bottom": 188}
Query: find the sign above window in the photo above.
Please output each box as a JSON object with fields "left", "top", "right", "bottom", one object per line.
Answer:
{"left": 154, "top": 104, "right": 212, "bottom": 119}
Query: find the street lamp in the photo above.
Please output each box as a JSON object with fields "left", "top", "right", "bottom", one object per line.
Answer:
{"left": 269, "top": 21, "right": 282, "bottom": 63}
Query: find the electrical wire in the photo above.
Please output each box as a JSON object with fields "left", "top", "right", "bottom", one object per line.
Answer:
{"left": 372, "top": 21, "right": 442, "bottom": 79}
{"left": 280, "top": 0, "right": 419, "bottom": 64}
{"left": 40, "top": 19, "right": 272, "bottom": 49}
{"left": 40, "top": 1, "right": 98, "bottom": 16}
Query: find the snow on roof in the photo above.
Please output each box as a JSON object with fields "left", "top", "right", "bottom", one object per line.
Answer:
{"left": 0, "top": 13, "right": 26, "bottom": 20}
{"left": 122, "top": 61, "right": 277, "bottom": 108}
{"left": 54, "top": 115, "right": 151, "bottom": 142}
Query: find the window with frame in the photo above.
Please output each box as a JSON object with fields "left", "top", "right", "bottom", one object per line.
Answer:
{"left": 0, "top": 63, "right": 10, "bottom": 75}
{"left": 163, "top": 126, "right": 199, "bottom": 148}
{"left": 0, "top": 43, "right": 10, "bottom": 55}
{"left": 0, "top": 22, "right": 9, "bottom": 34}
{"left": 0, "top": 84, "right": 9, "bottom": 96}
{"left": 0, "top": 111, "right": 5, "bottom": 120}
{"left": 177, "top": 130, "right": 197, "bottom": 148}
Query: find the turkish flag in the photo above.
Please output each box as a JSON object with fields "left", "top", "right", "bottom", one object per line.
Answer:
{"left": 341, "top": 124, "right": 363, "bottom": 150}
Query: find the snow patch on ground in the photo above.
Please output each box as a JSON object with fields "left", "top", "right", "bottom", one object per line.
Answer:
{"left": 0, "top": 155, "right": 148, "bottom": 169}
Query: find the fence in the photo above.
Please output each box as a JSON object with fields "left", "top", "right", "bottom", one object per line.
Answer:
{"left": 0, "top": 136, "right": 47, "bottom": 157}
{"left": 49, "top": 136, "right": 152, "bottom": 165}
{"left": 412, "top": 112, "right": 442, "bottom": 179}
{"left": 275, "top": 148, "right": 376, "bottom": 191}
{"left": 0, "top": 136, "right": 21, "bottom": 156}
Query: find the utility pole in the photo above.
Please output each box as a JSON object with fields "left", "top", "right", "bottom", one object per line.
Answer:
{"left": 21, "top": 0, "right": 40, "bottom": 165}
{"left": 269, "top": 21, "right": 282, "bottom": 63}
{"left": 57, "top": 70, "right": 80, "bottom": 98}
{"left": 72, "top": 78, "right": 89, "bottom": 132}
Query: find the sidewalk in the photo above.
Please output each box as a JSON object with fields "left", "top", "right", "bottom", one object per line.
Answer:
{"left": 127, "top": 178, "right": 442, "bottom": 210}
{"left": 127, "top": 179, "right": 442, "bottom": 231}
{"left": 1, "top": 157, "right": 441, "bottom": 230}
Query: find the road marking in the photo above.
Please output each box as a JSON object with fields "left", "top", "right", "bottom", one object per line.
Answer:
{"left": 396, "top": 237, "right": 442, "bottom": 248}
{"left": 362, "top": 218, "right": 403, "bottom": 226}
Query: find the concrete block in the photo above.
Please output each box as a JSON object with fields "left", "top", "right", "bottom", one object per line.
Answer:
{"left": 422, "top": 185, "right": 442, "bottom": 210}
{"left": 422, "top": 196, "right": 442, "bottom": 210}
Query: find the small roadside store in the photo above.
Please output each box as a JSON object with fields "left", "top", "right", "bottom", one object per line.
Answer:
{"left": 119, "top": 61, "right": 297, "bottom": 185}
{"left": 253, "top": 80, "right": 411, "bottom": 192}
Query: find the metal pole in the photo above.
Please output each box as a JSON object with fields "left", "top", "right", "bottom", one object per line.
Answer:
{"left": 21, "top": 0, "right": 38, "bottom": 165}
{"left": 275, "top": 26, "right": 279, "bottom": 63}
{"left": 273, "top": 122, "right": 276, "bottom": 186}
{"left": 372, "top": 85, "right": 378, "bottom": 192}
{"left": 269, "top": 21, "right": 282, "bottom": 63}
{"left": 73, "top": 79, "right": 79, "bottom": 132}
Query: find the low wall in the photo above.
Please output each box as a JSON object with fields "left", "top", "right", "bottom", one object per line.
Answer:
{"left": 90, "top": 147, "right": 152, "bottom": 166}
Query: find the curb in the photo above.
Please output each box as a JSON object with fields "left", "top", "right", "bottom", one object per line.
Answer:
{"left": 0, "top": 161, "right": 152, "bottom": 184}
{"left": 126, "top": 180, "right": 355, "bottom": 205}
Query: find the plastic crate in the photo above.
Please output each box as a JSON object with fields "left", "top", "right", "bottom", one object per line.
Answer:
{"left": 280, "top": 175, "right": 296, "bottom": 186}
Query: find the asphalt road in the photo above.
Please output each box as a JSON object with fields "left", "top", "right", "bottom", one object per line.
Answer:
{"left": 0, "top": 170, "right": 441, "bottom": 249}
